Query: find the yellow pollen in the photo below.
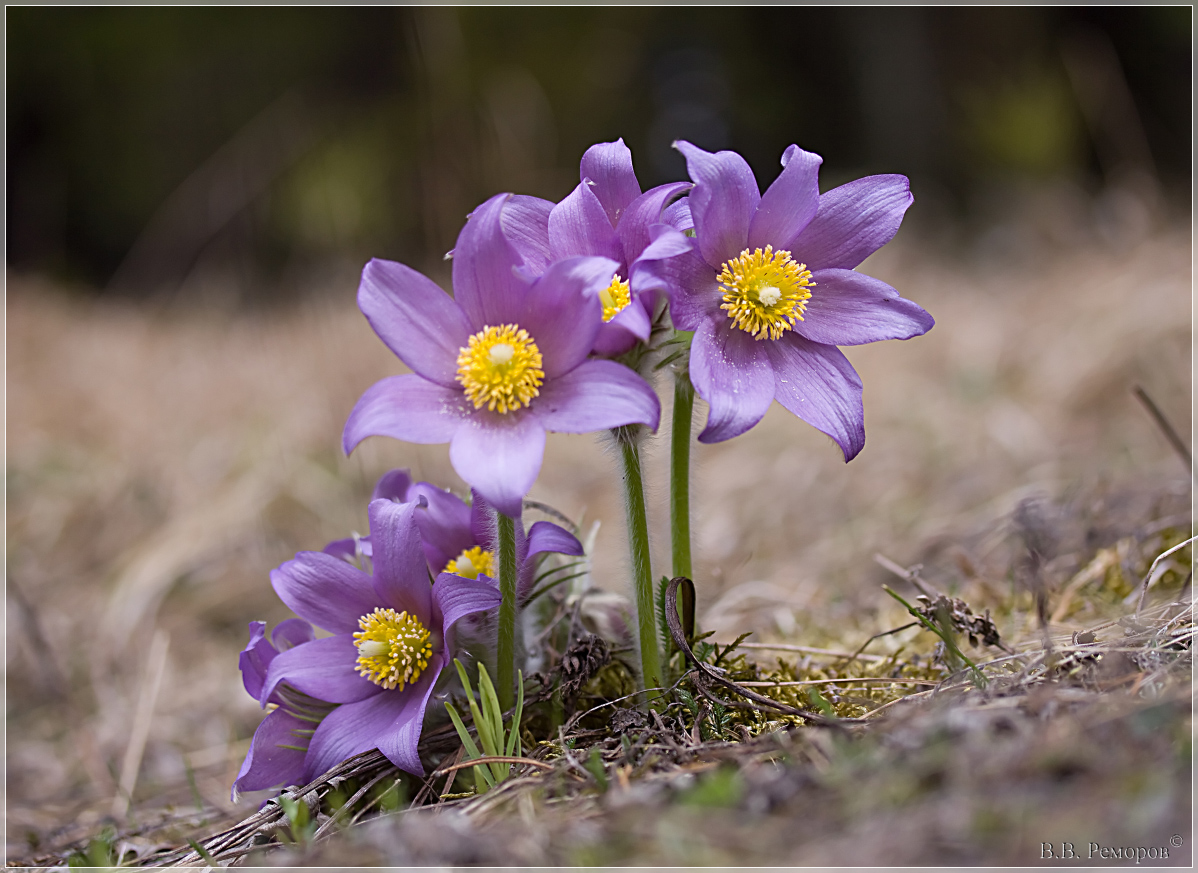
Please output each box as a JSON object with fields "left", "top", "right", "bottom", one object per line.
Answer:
{"left": 444, "top": 546, "right": 495, "bottom": 580}
{"left": 598, "top": 274, "right": 632, "bottom": 322}
{"left": 455, "top": 324, "right": 545, "bottom": 413}
{"left": 718, "top": 246, "right": 815, "bottom": 341}
{"left": 353, "top": 607, "right": 433, "bottom": 691}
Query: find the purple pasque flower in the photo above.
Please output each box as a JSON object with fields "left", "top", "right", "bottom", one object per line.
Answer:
{"left": 327, "top": 468, "right": 583, "bottom": 604}
{"left": 233, "top": 618, "right": 332, "bottom": 797}
{"left": 342, "top": 193, "right": 661, "bottom": 518}
{"left": 249, "top": 497, "right": 501, "bottom": 783}
{"left": 668, "top": 141, "right": 934, "bottom": 457}
{"left": 508, "top": 139, "right": 693, "bottom": 356}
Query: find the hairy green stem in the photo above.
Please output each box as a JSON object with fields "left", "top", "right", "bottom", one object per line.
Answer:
{"left": 494, "top": 511, "right": 518, "bottom": 712}
{"left": 616, "top": 428, "right": 663, "bottom": 698}
{"left": 670, "top": 375, "right": 695, "bottom": 580}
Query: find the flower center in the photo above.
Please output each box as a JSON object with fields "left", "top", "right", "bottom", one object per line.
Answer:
{"left": 598, "top": 274, "right": 632, "bottom": 322}
{"left": 718, "top": 246, "right": 815, "bottom": 341}
{"left": 353, "top": 607, "right": 433, "bottom": 691}
{"left": 444, "top": 546, "right": 495, "bottom": 580}
{"left": 455, "top": 324, "right": 545, "bottom": 413}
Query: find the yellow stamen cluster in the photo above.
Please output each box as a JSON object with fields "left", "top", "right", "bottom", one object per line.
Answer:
{"left": 599, "top": 273, "right": 632, "bottom": 322}
{"left": 444, "top": 546, "right": 495, "bottom": 580}
{"left": 353, "top": 607, "right": 433, "bottom": 691}
{"left": 455, "top": 324, "right": 544, "bottom": 413}
{"left": 718, "top": 245, "right": 815, "bottom": 341}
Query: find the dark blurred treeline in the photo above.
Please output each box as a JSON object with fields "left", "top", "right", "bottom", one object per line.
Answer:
{"left": 6, "top": 6, "right": 1191, "bottom": 301}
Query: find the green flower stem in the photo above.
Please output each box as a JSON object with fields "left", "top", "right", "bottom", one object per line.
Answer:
{"left": 616, "top": 427, "right": 663, "bottom": 698}
{"left": 494, "top": 510, "right": 518, "bottom": 712}
{"left": 670, "top": 374, "right": 695, "bottom": 581}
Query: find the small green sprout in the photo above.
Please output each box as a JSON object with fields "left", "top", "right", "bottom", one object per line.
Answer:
{"left": 68, "top": 826, "right": 130, "bottom": 869}
{"left": 444, "top": 659, "right": 525, "bottom": 794}
{"left": 277, "top": 793, "right": 316, "bottom": 847}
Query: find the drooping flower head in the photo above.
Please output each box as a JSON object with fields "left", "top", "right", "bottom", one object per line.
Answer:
{"left": 233, "top": 497, "right": 501, "bottom": 794}
{"left": 667, "top": 141, "right": 934, "bottom": 456}
{"left": 502, "top": 139, "right": 693, "bottom": 356}
{"left": 325, "top": 468, "right": 584, "bottom": 604}
{"left": 343, "top": 194, "right": 661, "bottom": 517}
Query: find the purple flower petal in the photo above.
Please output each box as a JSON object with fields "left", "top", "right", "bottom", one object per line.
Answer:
{"left": 272, "top": 618, "right": 316, "bottom": 652}
{"left": 766, "top": 333, "right": 865, "bottom": 461}
{"left": 468, "top": 488, "right": 494, "bottom": 550}
{"left": 591, "top": 323, "right": 637, "bottom": 358}
{"left": 628, "top": 224, "right": 694, "bottom": 305}
{"left": 449, "top": 411, "right": 546, "bottom": 518}
{"left": 374, "top": 655, "right": 443, "bottom": 776}
{"left": 432, "top": 573, "right": 502, "bottom": 636}
{"left": 372, "top": 469, "right": 413, "bottom": 502}
{"left": 270, "top": 552, "right": 379, "bottom": 635}
{"left": 526, "top": 521, "right": 584, "bottom": 559}
{"left": 343, "top": 375, "right": 467, "bottom": 455}
{"left": 791, "top": 175, "right": 913, "bottom": 271}
{"left": 592, "top": 297, "right": 650, "bottom": 358}
{"left": 322, "top": 538, "right": 359, "bottom": 563}
{"left": 632, "top": 222, "right": 693, "bottom": 270}
{"left": 232, "top": 708, "right": 310, "bottom": 797}
{"left": 579, "top": 138, "right": 643, "bottom": 226}
{"left": 408, "top": 482, "right": 473, "bottom": 574}
{"left": 674, "top": 140, "right": 760, "bottom": 268}
{"left": 748, "top": 144, "right": 822, "bottom": 251}
{"left": 303, "top": 686, "right": 415, "bottom": 780}
{"left": 260, "top": 634, "right": 381, "bottom": 706}
{"left": 662, "top": 197, "right": 693, "bottom": 232}
{"left": 520, "top": 256, "right": 612, "bottom": 378}
{"left": 799, "top": 269, "right": 935, "bottom": 346}
{"left": 358, "top": 259, "right": 473, "bottom": 388}
{"left": 518, "top": 519, "right": 582, "bottom": 602}
{"left": 452, "top": 193, "right": 528, "bottom": 328}
{"left": 532, "top": 359, "right": 661, "bottom": 434}
{"left": 548, "top": 181, "right": 624, "bottom": 263}
{"left": 503, "top": 195, "right": 554, "bottom": 274}
{"left": 368, "top": 498, "right": 434, "bottom": 627}
{"left": 664, "top": 248, "right": 721, "bottom": 332}
{"left": 239, "top": 622, "right": 271, "bottom": 701}
{"left": 617, "top": 182, "right": 691, "bottom": 263}
{"left": 690, "top": 320, "right": 775, "bottom": 443}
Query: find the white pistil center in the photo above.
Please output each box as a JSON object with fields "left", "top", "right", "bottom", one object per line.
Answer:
{"left": 488, "top": 343, "right": 515, "bottom": 365}
{"left": 758, "top": 286, "right": 782, "bottom": 307}
{"left": 358, "top": 639, "right": 389, "bottom": 658}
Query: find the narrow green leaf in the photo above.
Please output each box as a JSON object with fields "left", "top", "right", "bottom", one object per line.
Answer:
{"left": 444, "top": 702, "right": 494, "bottom": 790}
{"left": 453, "top": 659, "right": 478, "bottom": 710}
{"left": 532, "top": 560, "right": 586, "bottom": 587}
{"left": 526, "top": 571, "right": 590, "bottom": 604}
{"left": 477, "top": 663, "right": 505, "bottom": 749}
{"left": 505, "top": 670, "right": 525, "bottom": 758}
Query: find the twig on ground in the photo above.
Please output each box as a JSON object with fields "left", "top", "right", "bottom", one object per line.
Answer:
{"left": 1136, "top": 535, "right": 1197, "bottom": 615}
{"left": 1132, "top": 385, "right": 1192, "bottom": 474}
{"left": 873, "top": 554, "right": 939, "bottom": 598}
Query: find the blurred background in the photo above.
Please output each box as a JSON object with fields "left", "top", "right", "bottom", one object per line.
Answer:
{"left": 7, "top": 6, "right": 1191, "bottom": 299}
{"left": 6, "top": 6, "right": 1192, "bottom": 860}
